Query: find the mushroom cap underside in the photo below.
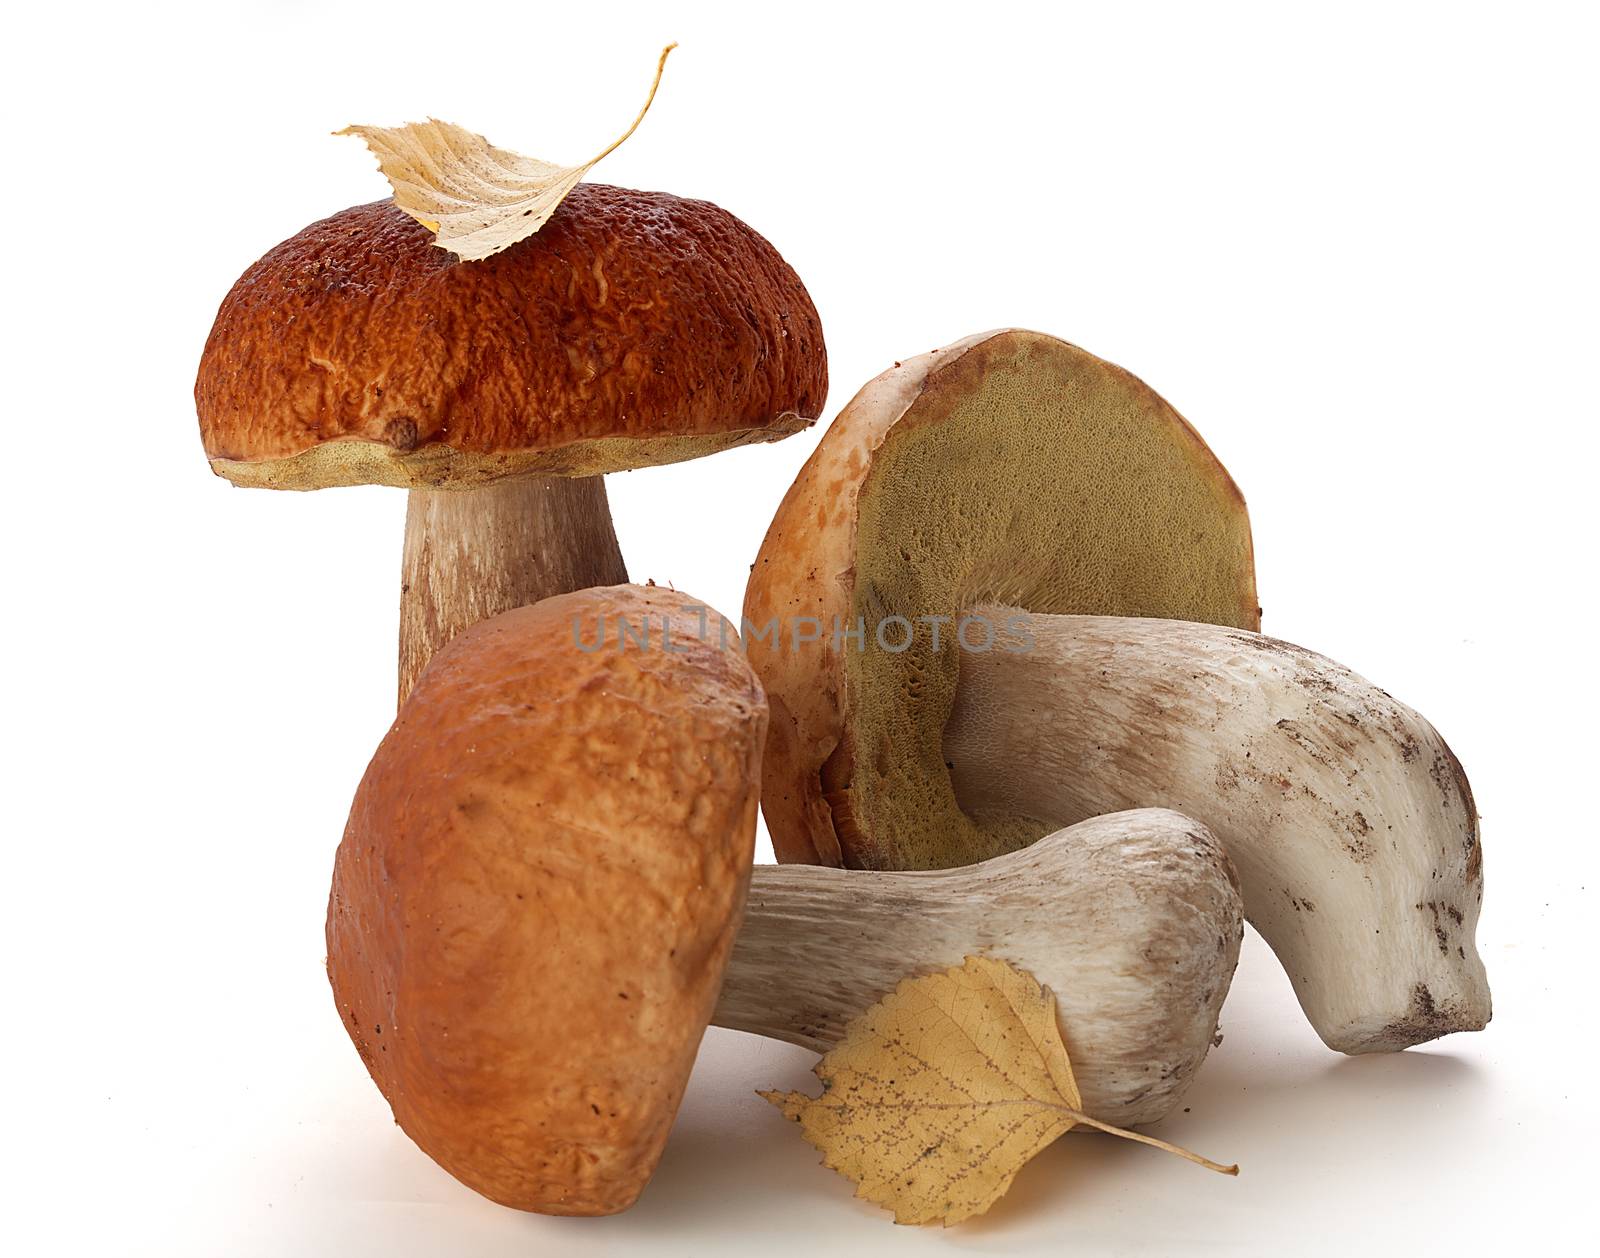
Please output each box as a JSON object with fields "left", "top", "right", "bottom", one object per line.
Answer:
{"left": 197, "top": 186, "right": 827, "bottom": 489}
{"left": 743, "top": 328, "right": 1259, "bottom": 870}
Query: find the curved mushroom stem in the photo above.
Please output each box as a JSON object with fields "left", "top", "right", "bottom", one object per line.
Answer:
{"left": 713, "top": 808, "right": 1243, "bottom": 1127}
{"left": 942, "top": 606, "right": 1491, "bottom": 1055}
{"left": 398, "top": 476, "right": 627, "bottom": 703}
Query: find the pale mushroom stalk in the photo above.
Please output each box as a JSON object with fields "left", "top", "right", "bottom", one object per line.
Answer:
{"left": 399, "top": 477, "right": 627, "bottom": 701}
{"left": 940, "top": 607, "right": 1490, "bottom": 1055}
{"left": 713, "top": 808, "right": 1244, "bottom": 1127}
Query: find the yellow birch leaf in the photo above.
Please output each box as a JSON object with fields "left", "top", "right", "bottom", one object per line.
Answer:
{"left": 762, "top": 955, "right": 1237, "bottom": 1226}
{"left": 339, "top": 43, "right": 675, "bottom": 261}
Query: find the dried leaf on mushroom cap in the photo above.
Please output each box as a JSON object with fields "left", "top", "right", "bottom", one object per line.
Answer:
{"left": 341, "top": 43, "right": 676, "bottom": 261}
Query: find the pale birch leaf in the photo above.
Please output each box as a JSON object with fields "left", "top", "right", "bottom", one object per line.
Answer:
{"left": 340, "top": 43, "right": 675, "bottom": 261}
{"left": 762, "top": 955, "right": 1237, "bottom": 1226}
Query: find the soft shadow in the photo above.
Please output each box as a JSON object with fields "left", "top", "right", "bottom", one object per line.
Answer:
{"left": 529, "top": 1029, "right": 890, "bottom": 1244}
{"left": 305, "top": 941, "right": 1497, "bottom": 1252}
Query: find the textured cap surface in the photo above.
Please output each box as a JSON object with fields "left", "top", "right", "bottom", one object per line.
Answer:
{"left": 326, "top": 585, "right": 766, "bottom": 1213}
{"left": 198, "top": 185, "right": 827, "bottom": 488}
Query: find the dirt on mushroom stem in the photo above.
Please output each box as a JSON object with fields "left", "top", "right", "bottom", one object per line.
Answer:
{"left": 940, "top": 606, "right": 1490, "bottom": 1054}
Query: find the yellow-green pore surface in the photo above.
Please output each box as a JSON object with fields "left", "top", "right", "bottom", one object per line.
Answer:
{"left": 834, "top": 333, "right": 1259, "bottom": 870}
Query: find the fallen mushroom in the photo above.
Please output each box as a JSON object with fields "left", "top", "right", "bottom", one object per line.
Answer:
{"left": 716, "top": 807, "right": 1244, "bottom": 1127}
{"left": 746, "top": 329, "right": 1258, "bottom": 869}
{"left": 326, "top": 584, "right": 766, "bottom": 1215}
{"left": 328, "top": 586, "right": 1242, "bottom": 1212}
{"left": 196, "top": 183, "right": 826, "bottom": 703}
{"left": 744, "top": 330, "right": 1489, "bottom": 1053}
{"left": 943, "top": 609, "right": 1488, "bottom": 1052}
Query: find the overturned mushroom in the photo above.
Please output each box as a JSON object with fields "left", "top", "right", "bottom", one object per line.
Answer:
{"left": 746, "top": 329, "right": 1258, "bottom": 869}
{"left": 196, "top": 184, "right": 826, "bottom": 703}
{"left": 716, "top": 807, "right": 1244, "bottom": 1126}
{"left": 745, "top": 331, "right": 1489, "bottom": 1053}
{"left": 328, "top": 587, "right": 1241, "bottom": 1213}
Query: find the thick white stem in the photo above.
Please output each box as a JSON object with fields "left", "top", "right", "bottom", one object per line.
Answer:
{"left": 942, "top": 608, "right": 1490, "bottom": 1054}
{"left": 398, "top": 476, "right": 627, "bottom": 704}
{"left": 714, "top": 808, "right": 1243, "bottom": 1127}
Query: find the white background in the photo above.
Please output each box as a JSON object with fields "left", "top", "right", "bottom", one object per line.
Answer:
{"left": 6, "top": 1, "right": 1596, "bottom": 1253}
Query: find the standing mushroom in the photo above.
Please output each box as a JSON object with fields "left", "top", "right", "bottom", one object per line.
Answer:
{"left": 744, "top": 331, "right": 1489, "bottom": 1053}
{"left": 196, "top": 184, "right": 826, "bottom": 701}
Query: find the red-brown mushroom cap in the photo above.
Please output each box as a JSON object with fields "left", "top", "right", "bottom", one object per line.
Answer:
{"left": 197, "top": 185, "right": 827, "bottom": 489}
{"left": 326, "top": 585, "right": 767, "bottom": 1213}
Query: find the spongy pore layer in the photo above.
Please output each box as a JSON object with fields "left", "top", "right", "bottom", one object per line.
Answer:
{"left": 835, "top": 332, "right": 1259, "bottom": 869}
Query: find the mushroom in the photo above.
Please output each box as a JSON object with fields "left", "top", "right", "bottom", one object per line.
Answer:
{"left": 744, "top": 330, "right": 1489, "bottom": 1053}
{"left": 328, "top": 587, "right": 1242, "bottom": 1212}
{"left": 326, "top": 585, "right": 766, "bottom": 1215}
{"left": 715, "top": 807, "right": 1244, "bottom": 1127}
{"left": 196, "top": 184, "right": 827, "bottom": 703}
{"left": 746, "top": 329, "right": 1258, "bottom": 869}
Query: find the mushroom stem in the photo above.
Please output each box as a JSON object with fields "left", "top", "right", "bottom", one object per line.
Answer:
{"left": 941, "top": 607, "right": 1490, "bottom": 1055}
{"left": 713, "top": 808, "right": 1243, "bottom": 1127}
{"left": 398, "top": 476, "right": 628, "bottom": 703}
